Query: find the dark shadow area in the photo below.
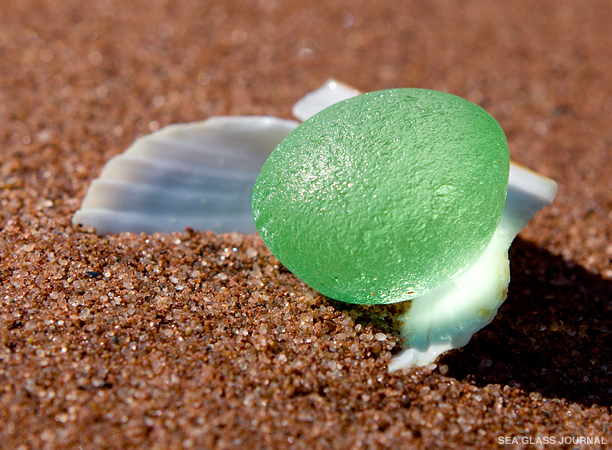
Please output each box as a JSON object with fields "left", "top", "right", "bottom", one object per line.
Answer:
{"left": 441, "top": 237, "right": 612, "bottom": 408}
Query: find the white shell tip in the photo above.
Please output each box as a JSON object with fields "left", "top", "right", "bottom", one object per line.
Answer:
{"left": 291, "top": 79, "right": 360, "bottom": 122}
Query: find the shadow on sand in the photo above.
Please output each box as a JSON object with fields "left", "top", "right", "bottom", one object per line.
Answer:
{"left": 441, "top": 237, "right": 612, "bottom": 408}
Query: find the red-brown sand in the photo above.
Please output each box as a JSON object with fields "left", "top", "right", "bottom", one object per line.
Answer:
{"left": 1, "top": 0, "right": 611, "bottom": 448}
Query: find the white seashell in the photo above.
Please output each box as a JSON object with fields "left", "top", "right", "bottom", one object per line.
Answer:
{"left": 73, "top": 79, "right": 558, "bottom": 370}
{"left": 73, "top": 116, "right": 298, "bottom": 234}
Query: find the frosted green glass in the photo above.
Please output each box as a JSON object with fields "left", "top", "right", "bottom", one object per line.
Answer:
{"left": 252, "top": 89, "right": 509, "bottom": 305}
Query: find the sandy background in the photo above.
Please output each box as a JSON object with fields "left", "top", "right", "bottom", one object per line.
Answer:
{"left": 1, "top": 0, "right": 611, "bottom": 448}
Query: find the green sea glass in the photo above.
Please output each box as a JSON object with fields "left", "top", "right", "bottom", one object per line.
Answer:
{"left": 252, "top": 88, "right": 510, "bottom": 305}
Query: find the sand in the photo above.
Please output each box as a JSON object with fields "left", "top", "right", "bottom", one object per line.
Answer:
{"left": 1, "top": 0, "right": 611, "bottom": 448}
